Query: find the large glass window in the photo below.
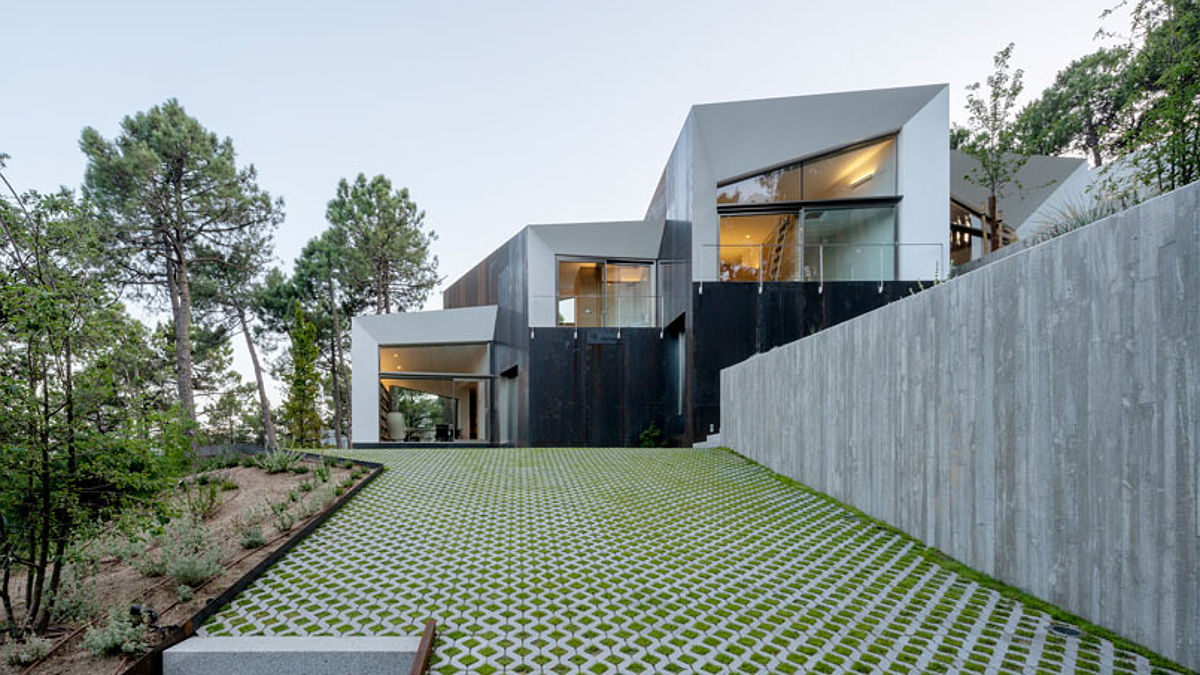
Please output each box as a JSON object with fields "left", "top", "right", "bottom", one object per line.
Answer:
{"left": 719, "top": 206, "right": 896, "bottom": 282}
{"left": 715, "top": 136, "right": 897, "bottom": 206}
{"left": 557, "top": 259, "right": 654, "bottom": 327}
{"left": 802, "top": 137, "right": 897, "bottom": 200}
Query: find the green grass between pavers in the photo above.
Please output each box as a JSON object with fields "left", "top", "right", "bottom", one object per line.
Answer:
{"left": 719, "top": 447, "right": 1194, "bottom": 675}
{"left": 199, "top": 447, "right": 1188, "bottom": 674}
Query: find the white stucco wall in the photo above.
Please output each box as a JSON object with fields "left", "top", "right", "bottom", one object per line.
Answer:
{"left": 350, "top": 318, "right": 379, "bottom": 444}
{"left": 896, "top": 86, "right": 950, "bottom": 279}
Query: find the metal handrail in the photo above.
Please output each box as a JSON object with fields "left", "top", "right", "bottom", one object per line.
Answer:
{"left": 703, "top": 241, "right": 944, "bottom": 285}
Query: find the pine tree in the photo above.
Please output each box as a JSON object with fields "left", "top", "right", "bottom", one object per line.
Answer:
{"left": 281, "top": 305, "right": 322, "bottom": 448}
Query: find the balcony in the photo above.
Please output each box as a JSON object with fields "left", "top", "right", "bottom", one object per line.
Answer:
{"left": 708, "top": 241, "right": 945, "bottom": 285}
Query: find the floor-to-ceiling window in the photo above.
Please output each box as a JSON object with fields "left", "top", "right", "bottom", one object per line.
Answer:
{"left": 557, "top": 258, "right": 655, "bottom": 327}
{"left": 715, "top": 136, "right": 901, "bottom": 282}
{"left": 378, "top": 343, "right": 491, "bottom": 443}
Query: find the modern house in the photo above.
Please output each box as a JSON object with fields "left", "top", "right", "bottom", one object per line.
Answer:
{"left": 351, "top": 83, "right": 1089, "bottom": 448}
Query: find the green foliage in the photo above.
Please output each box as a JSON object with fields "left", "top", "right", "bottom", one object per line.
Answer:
{"left": 0, "top": 181, "right": 191, "bottom": 633}
{"left": 638, "top": 422, "right": 667, "bottom": 448}
{"left": 183, "top": 479, "right": 223, "bottom": 520}
{"left": 314, "top": 463, "right": 331, "bottom": 483}
{"left": 176, "top": 584, "right": 195, "bottom": 603}
{"left": 324, "top": 173, "right": 439, "bottom": 314}
{"left": 4, "top": 636, "right": 52, "bottom": 666}
{"left": 1028, "top": 195, "right": 1124, "bottom": 244}
{"left": 235, "top": 507, "right": 267, "bottom": 549}
{"left": 79, "top": 99, "right": 283, "bottom": 423}
{"left": 960, "top": 43, "right": 1028, "bottom": 242}
{"left": 1014, "top": 47, "right": 1133, "bottom": 167}
{"left": 259, "top": 449, "right": 303, "bottom": 474}
{"left": 281, "top": 305, "right": 323, "bottom": 448}
{"left": 271, "top": 508, "right": 296, "bottom": 533}
{"left": 49, "top": 561, "right": 100, "bottom": 624}
{"left": 1120, "top": 0, "right": 1200, "bottom": 192}
{"left": 83, "top": 607, "right": 148, "bottom": 656}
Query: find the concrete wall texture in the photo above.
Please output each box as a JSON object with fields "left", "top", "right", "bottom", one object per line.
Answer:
{"left": 721, "top": 182, "right": 1200, "bottom": 669}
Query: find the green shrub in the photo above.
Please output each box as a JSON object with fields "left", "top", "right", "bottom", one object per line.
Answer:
{"left": 49, "top": 562, "right": 100, "bottom": 623}
{"left": 176, "top": 584, "right": 194, "bottom": 603}
{"left": 259, "top": 449, "right": 303, "bottom": 474}
{"left": 239, "top": 526, "right": 267, "bottom": 549}
{"left": 184, "top": 480, "right": 223, "bottom": 520}
{"left": 161, "top": 518, "right": 222, "bottom": 587}
{"left": 84, "top": 607, "right": 148, "bottom": 656}
{"left": 166, "top": 545, "right": 222, "bottom": 587}
{"left": 290, "top": 464, "right": 310, "bottom": 475}
{"left": 299, "top": 481, "right": 314, "bottom": 493}
{"left": 4, "top": 636, "right": 52, "bottom": 666}
{"left": 314, "top": 464, "right": 331, "bottom": 483}
{"left": 272, "top": 509, "right": 296, "bottom": 533}
{"left": 639, "top": 422, "right": 667, "bottom": 447}
{"left": 1029, "top": 196, "right": 1123, "bottom": 245}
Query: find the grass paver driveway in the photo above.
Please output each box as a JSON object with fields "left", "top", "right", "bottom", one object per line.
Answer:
{"left": 200, "top": 448, "right": 1177, "bottom": 673}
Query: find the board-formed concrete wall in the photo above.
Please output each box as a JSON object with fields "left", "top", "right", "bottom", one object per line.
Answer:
{"left": 721, "top": 182, "right": 1199, "bottom": 669}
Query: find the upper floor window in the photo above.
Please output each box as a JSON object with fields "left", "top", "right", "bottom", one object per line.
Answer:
{"left": 716, "top": 136, "right": 898, "bottom": 205}
{"left": 557, "top": 259, "right": 655, "bottom": 327}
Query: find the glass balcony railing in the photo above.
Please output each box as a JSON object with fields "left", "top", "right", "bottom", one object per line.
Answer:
{"left": 707, "top": 242, "right": 944, "bottom": 284}
{"left": 533, "top": 294, "right": 659, "bottom": 328}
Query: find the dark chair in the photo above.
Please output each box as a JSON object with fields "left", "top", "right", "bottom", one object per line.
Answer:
{"left": 435, "top": 424, "right": 451, "bottom": 442}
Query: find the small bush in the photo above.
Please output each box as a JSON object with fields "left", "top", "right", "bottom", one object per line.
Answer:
{"left": 184, "top": 480, "right": 223, "bottom": 520}
{"left": 49, "top": 561, "right": 100, "bottom": 623}
{"left": 162, "top": 519, "right": 223, "bottom": 587}
{"left": 166, "top": 547, "right": 222, "bottom": 587}
{"left": 338, "top": 459, "right": 353, "bottom": 470}
{"left": 269, "top": 500, "right": 288, "bottom": 516}
{"left": 4, "top": 636, "right": 52, "bottom": 666}
{"left": 299, "top": 481, "right": 314, "bottom": 493}
{"left": 259, "top": 449, "right": 303, "bottom": 474}
{"left": 333, "top": 486, "right": 345, "bottom": 497}
{"left": 84, "top": 608, "right": 148, "bottom": 656}
{"left": 176, "top": 584, "right": 194, "bottom": 603}
{"left": 239, "top": 454, "right": 258, "bottom": 468}
{"left": 1030, "top": 196, "right": 1123, "bottom": 245}
{"left": 314, "top": 464, "right": 331, "bottom": 483}
{"left": 290, "top": 464, "right": 310, "bottom": 475}
{"left": 287, "top": 489, "right": 299, "bottom": 503}
{"left": 272, "top": 509, "right": 296, "bottom": 533}
{"left": 639, "top": 422, "right": 667, "bottom": 447}
{"left": 239, "top": 524, "right": 267, "bottom": 549}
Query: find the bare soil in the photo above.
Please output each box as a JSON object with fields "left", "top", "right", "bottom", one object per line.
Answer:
{"left": 1, "top": 458, "right": 367, "bottom": 675}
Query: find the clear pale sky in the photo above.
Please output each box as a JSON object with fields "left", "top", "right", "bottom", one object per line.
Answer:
{"left": 3, "top": 0, "right": 1121, "bottom": 397}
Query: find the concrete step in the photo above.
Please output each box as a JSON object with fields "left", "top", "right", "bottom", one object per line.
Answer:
{"left": 164, "top": 636, "right": 421, "bottom": 675}
{"left": 692, "top": 433, "right": 722, "bottom": 449}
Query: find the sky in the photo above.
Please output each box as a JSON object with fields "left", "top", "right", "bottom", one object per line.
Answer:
{"left": 3, "top": 0, "right": 1123, "bottom": 400}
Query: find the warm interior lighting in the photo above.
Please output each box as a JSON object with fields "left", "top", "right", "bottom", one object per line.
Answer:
{"left": 850, "top": 172, "right": 875, "bottom": 188}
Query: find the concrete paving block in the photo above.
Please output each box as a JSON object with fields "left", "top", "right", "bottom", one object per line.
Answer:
{"left": 164, "top": 636, "right": 421, "bottom": 675}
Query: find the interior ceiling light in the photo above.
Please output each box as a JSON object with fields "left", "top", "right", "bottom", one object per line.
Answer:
{"left": 850, "top": 172, "right": 875, "bottom": 188}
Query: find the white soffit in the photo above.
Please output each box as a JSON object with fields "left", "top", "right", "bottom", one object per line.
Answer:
{"left": 527, "top": 219, "right": 666, "bottom": 260}
{"left": 355, "top": 305, "right": 498, "bottom": 346}
{"left": 693, "top": 84, "right": 948, "bottom": 183}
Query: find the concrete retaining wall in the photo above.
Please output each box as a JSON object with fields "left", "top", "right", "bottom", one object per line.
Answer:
{"left": 721, "top": 182, "right": 1200, "bottom": 669}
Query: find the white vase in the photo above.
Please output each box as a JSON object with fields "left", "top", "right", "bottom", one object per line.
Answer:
{"left": 386, "top": 412, "right": 406, "bottom": 442}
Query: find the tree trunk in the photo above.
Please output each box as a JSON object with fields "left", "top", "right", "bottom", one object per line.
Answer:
{"left": 327, "top": 279, "right": 345, "bottom": 449}
{"left": 987, "top": 195, "right": 999, "bottom": 253}
{"left": 36, "top": 337, "right": 77, "bottom": 632}
{"left": 27, "top": 358, "right": 52, "bottom": 631}
{"left": 1, "top": 515, "right": 16, "bottom": 633}
{"left": 171, "top": 258, "right": 198, "bottom": 423}
{"left": 238, "top": 304, "right": 278, "bottom": 451}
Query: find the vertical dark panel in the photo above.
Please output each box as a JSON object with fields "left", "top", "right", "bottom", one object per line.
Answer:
{"left": 687, "top": 280, "right": 928, "bottom": 442}
{"left": 586, "top": 340, "right": 621, "bottom": 446}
